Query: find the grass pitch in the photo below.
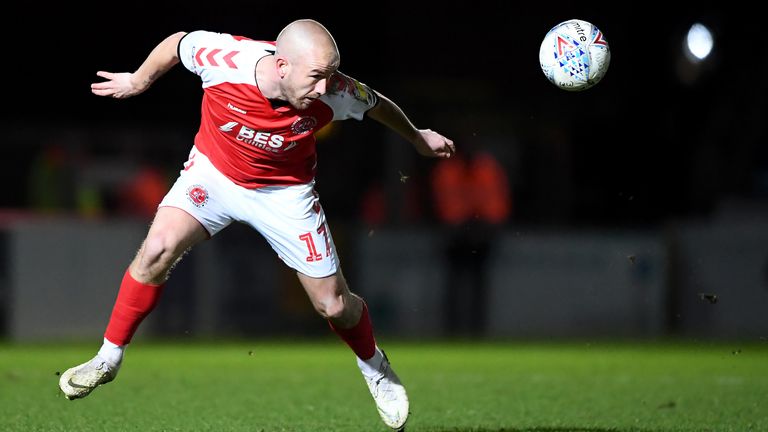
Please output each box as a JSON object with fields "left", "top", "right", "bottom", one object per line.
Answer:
{"left": 1, "top": 339, "right": 766, "bottom": 431}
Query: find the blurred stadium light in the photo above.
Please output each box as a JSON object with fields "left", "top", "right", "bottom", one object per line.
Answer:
{"left": 677, "top": 21, "right": 717, "bottom": 85}
{"left": 685, "top": 23, "right": 714, "bottom": 62}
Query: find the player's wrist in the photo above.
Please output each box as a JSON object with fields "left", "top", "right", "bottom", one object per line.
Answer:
{"left": 129, "top": 72, "right": 151, "bottom": 92}
{"left": 404, "top": 128, "right": 423, "bottom": 146}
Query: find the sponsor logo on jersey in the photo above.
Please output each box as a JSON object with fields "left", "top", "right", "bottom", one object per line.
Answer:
{"left": 218, "top": 121, "right": 298, "bottom": 152}
{"left": 291, "top": 116, "right": 317, "bottom": 135}
{"left": 235, "top": 125, "right": 285, "bottom": 151}
{"left": 227, "top": 102, "right": 247, "bottom": 114}
{"left": 187, "top": 185, "right": 209, "bottom": 207}
{"left": 219, "top": 121, "right": 239, "bottom": 132}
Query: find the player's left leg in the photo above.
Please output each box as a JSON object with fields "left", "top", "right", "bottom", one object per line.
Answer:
{"left": 298, "top": 272, "right": 410, "bottom": 431}
{"left": 235, "top": 181, "right": 409, "bottom": 430}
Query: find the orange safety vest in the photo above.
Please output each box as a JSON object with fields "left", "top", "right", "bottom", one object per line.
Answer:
{"left": 431, "top": 152, "right": 511, "bottom": 225}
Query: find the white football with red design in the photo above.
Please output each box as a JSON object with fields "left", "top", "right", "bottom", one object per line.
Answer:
{"left": 539, "top": 19, "right": 610, "bottom": 91}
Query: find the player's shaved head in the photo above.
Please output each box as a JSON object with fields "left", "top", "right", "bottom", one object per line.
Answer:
{"left": 270, "top": 19, "right": 340, "bottom": 110}
{"left": 276, "top": 19, "right": 339, "bottom": 68}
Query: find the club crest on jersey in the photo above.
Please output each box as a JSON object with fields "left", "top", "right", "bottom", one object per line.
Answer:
{"left": 187, "top": 185, "right": 209, "bottom": 207}
{"left": 291, "top": 116, "right": 317, "bottom": 135}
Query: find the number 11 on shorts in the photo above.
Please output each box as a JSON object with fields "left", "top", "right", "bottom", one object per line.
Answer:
{"left": 299, "top": 224, "right": 331, "bottom": 262}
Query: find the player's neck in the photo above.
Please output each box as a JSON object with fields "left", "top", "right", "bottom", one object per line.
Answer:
{"left": 255, "top": 55, "right": 282, "bottom": 100}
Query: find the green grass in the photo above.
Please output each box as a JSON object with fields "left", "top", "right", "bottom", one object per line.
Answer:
{"left": 1, "top": 339, "right": 766, "bottom": 431}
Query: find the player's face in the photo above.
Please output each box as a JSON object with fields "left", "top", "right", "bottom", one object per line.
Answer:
{"left": 283, "top": 56, "right": 338, "bottom": 110}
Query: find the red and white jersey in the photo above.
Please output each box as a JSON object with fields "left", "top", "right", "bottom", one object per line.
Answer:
{"left": 178, "top": 30, "right": 378, "bottom": 188}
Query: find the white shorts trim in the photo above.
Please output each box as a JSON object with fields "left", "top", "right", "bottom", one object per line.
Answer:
{"left": 159, "top": 147, "right": 339, "bottom": 277}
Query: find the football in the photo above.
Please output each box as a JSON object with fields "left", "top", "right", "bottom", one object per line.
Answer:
{"left": 539, "top": 19, "right": 610, "bottom": 91}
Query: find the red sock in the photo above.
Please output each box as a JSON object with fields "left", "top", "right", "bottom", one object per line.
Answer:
{"left": 329, "top": 300, "right": 376, "bottom": 360}
{"left": 104, "top": 269, "right": 165, "bottom": 346}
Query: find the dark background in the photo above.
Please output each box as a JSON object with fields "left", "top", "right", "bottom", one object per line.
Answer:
{"left": 3, "top": 3, "right": 765, "bottom": 229}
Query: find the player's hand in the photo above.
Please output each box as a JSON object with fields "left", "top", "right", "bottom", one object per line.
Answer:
{"left": 91, "top": 71, "right": 147, "bottom": 99}
{"left": 413, "top": 129, "right": 455, "bottom": 158}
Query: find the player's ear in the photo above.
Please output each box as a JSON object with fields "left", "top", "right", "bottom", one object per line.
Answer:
{"left": 275, "top": 56, "right": 289, "bottom": 79}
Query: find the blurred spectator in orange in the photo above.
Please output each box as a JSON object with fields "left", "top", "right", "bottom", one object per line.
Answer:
{"left": 430, "top": 146, "right": 511, "bottom": 337}
{"left": 117, "top": 165, "right": 170, "bottom": 220}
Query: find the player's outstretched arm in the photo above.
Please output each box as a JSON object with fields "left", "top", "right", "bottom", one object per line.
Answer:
{"left": 367, "top": 91, "right": 455, "bottom": 158}
{"left": 91, "top": 31, "right": 187, "bottom": 99}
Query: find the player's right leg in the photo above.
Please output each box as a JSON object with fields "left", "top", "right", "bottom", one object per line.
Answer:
{"left": 59, "top": 207, "right": 209, "bottom": 400}
{"left": 59, "top": 146, "right": 231, "bottom": 400}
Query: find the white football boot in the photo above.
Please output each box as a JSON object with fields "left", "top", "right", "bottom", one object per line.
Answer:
{"left": 362, "top": 351, "right": 410, "bottom": 431}
{"left": 59, "top": 355, "right": 118, "bottom": 400}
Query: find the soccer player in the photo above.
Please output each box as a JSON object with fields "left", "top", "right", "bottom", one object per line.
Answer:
{"left": 57, "top": 19, "right": 454, "bottom": 431}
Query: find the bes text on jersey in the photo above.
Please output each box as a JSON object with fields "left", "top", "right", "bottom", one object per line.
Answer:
{"left": 235, "top": 125, "right": 297, "bottom": 152}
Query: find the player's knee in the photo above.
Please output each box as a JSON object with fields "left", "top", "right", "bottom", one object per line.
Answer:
{"left": 314, "top": 295, "right": 345, "bottom": 320}
{"left": 138, "top": 232, "right": 185, "bottom": 272}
